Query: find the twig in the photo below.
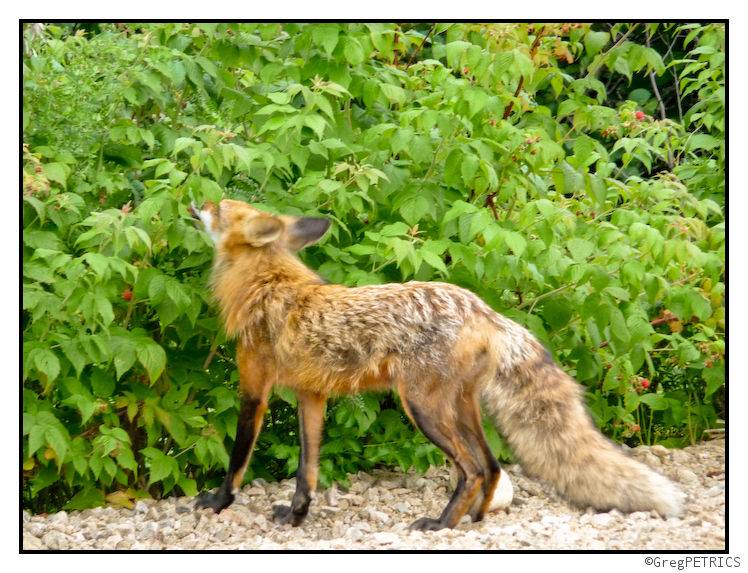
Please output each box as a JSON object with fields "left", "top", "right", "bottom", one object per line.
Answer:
{"left": 650, "top": 315, "right": 680, "bottom": 327}
{"left": 517, "top": 284, "right": 572, "bottom": 310}
{"left": 203, "top": 345, "right": 219, "bottom": 370}
{"left": 502, "top": 76, "right": 524, "bottom": 121}
{"left": 502, "top": 26, "right": 545, "bottom": 120}
{"left": 122, "top": 296, "right": 136, "bottom": 330}
{"left": 586, "top": 23, "right": 639, "bottom": 78}
{"left": 483, "top": 192, "right": 499, "bottom": 220}
{"left": 406, "top": 23, "right": 436, "bottom": 70}
{"left": 645, "top": 29, "right": 667, "bottom": 122}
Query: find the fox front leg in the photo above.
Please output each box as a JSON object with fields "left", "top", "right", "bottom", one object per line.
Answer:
{"left": 195, "top": 395, "right": 266, "bottom": 513}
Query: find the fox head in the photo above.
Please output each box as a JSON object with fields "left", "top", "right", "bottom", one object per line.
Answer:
{"left": 189, "top": 199, "right": 331, "bottom": 252}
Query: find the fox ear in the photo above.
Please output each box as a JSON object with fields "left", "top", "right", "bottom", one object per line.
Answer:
{"left": 281, "top": 217, "right": 331, "bottom": 251}
{"left": 244, "top": 216, "right": 283, "bottom": 247}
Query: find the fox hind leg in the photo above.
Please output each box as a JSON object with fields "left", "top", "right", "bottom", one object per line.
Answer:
{"left": 399, "top": 383, "right": 486, "bottom": 530}
{"left": 272, "top": 391, "right": 327, "bottom": 526}
{"left": 458, "top": 395, "right": 501, "bottom": 523}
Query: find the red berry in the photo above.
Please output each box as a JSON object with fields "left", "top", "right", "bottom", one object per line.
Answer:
{"left": 123, "top": 292, "right": 132, "bottom": 301}
{"left": 641, "top": 379, "right": 650, "bottom": 388}
{"left": 635, "top": 111, "right": 644, "bottom": 120}
{"left": 631, "top": 424, "right": 641, "bottom": 433}
{"left": 706, "top": 361, "right": 713, "bottom": 368}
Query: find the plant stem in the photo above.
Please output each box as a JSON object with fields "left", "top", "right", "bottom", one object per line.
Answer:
{"left": 518, "top": 284, "right": 573, "bottom": 311}
{"left": 406, "top": 23, "right": 436, "bottom": 70}
{"left": 586, "top": 24, "right": 639, "bottom": 79}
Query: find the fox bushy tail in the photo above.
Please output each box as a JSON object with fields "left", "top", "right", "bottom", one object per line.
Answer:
{"left": 481, "top": 341, "right": 685, "bottom": 518}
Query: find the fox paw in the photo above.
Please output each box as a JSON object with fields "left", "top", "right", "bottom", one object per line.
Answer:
{"left": 195, "top": 490, "right": 233, "bottom": 513}
{"left": 272, "top": 504, "right": 307, "bottom": 527}
{"left": 409, "top": 517, "right": 448, "bottom": 531}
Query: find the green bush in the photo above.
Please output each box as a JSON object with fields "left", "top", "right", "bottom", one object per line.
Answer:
{"left": 23, "top": 22, "right": 724, "bottom": 514}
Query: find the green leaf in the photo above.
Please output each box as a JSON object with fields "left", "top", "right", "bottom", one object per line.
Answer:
{"left": 566, "top": 238, "right": 594, "bottom": 262}
{"left": 622, "top": 259, "right": 645, "bottom": 288}
{"left": 463, "top": 88, "right": 489, "bottom": 118}
{"left": 399, "top": 195, "right": 429, "bottom": 226}
{"left": 137, "top": 340, "right": 167, "bottom": 384}
{"left": 312, "top": 24, "right": 340, "bottom": 55}
{"left": 148, "top": 453, "right": 174, "bottom": 484}
{"left": 380, "top": 83, "right": 406, "bottom": 107}
{"left": 419, "top": 249, "right": 448, "bottom": 274}
{"left": 27, "top": 423, "right": 46, "bottom": 457}
{"left": 605, "top": 286, "right": 631, "bottom": 302}
{"left": 304, "top": 115, "right": 327, "bottom": 139}
{"left": 639, "top": 393, "right": 668, "bottom": 411}
{"left": 493, "top": 50, "right": 514, "bottom": 76}
{"left": 43, "top": 162, "right": 70, "bottom": 189}
{"left": 686, "top": 134, "right": 721, "bottom": 153}
{"left": 542, "top": 296, "right": 573, "bottom": 332}
{"left": 64, "top": 488, "right": 106, "bottom": 511}
{"left": 172, "top": 137, "right": 197, "bottom": 157}
{"left": 687, "top": 289, "right": 712, "bottom": 321}
{"left": 461, "top": 153, "right": 480, "bottom": 185}
{"left": 610, "top": 307, "right": 630, "bottom": 344}
{"left": 444, "top": 148, "right": 464, "bottom": 187}
{"left": 573, "top": 134, "right": 595, "bottom": 165}
{"left": 148, "top": 273, "right": 167, "bottom": 305}
{"left": 113, "top": 347, "right": 137, "bottom": 381}
{"left": 389, "top": 237, "right": 412, "bottom": 266}
{"left": 589, "top": 174, "right": 608, "bottom": 211}
{"left": 90, "top": 368, "right": 116, "bottom": 398}
{"left": 61, "top": 340, "right": 87, "bottom": 377}
{"left": 24, "top": 195, "right": 46, "bottom": 223}
{"left": 504, "top": 231, "right": 527, "bottom": 258}
{"left": 343, "top": 36, "right": 365, "bottom": 65}
{"left": 584, "top": 31, "right": 610, "bottom": 55}
{"left": 34, "top": 350, "right": 60, "bottom": 384}
{"left": 445, "top": 41, "right": 471, "bottom": 68}
{"left": 702, "top": 364, "right": 725, "bottom": 397}
{"left": 84, "top": 252, "right": 110, "bottom": 278}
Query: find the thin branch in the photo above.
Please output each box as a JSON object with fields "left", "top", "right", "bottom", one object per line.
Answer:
{"left": 645, "top": 29, "right": 667, "bottom": 122}
{"left": 406, "top": 23, "right": 436, "bottom": 70}
{"left": 203, "top": 345, "right": 219, "bottom": 370}
{"left": 483, "top": 193, "right": 499, "bottom": 220}
{"left": 502, "top": 76, "right": 524, "bottom": 121}
{"left": 503, "top": 26, "right": 545, "bottom": 120}
{"left": 650, "top": 315, "right": 680, "bottom": 327}
{"left": 586, "top": 23, "right": 639, "bottom": 78}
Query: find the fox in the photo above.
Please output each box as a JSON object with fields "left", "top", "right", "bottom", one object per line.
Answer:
{"left": 189, "top": 198, "right": 684, "bottom": 530}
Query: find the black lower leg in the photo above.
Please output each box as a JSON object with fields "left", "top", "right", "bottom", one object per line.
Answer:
{"left": 273, "top": 411, "right": 313, "bottom": 526}
{"left": 195, "top": 396, "right": 262, "bottom": 513}
{"left": 411, "top": 465, "right": 468, "bottom": 531}
{"left": 272, "top": 472, "right": 313, "bottom": 526}
{"left": 273, "top": 392, "right": 326, "bottom": 526}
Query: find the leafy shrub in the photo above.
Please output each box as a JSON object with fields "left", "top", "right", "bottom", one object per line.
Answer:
{"left": 23, "top": 22, "right": 724, "bottom": 513}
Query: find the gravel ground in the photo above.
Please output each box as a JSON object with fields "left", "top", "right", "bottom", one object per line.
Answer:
{"left": 22, "top": 439, "right": 725, "bottom": 550}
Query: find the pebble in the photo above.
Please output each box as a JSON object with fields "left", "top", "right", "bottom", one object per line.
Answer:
{"left": 22, "top": 440, "right": 725, "bottom": 550}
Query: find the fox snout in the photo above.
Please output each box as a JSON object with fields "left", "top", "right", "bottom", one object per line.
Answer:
{"left": 188, "top": 201, "right": 202, "bottom": 221}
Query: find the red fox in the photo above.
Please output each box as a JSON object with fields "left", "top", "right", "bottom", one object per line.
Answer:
{"left": 190, "top": 199, "right": 684, "bottom": 530}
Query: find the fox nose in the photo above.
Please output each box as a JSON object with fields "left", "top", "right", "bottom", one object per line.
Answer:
{"left": 188, "top": 201, "right": 201, "bottom": 219}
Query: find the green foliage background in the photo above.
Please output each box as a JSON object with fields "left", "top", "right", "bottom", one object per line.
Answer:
{"left": 23, "top": 23, "right": 725, "bottom": 513}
